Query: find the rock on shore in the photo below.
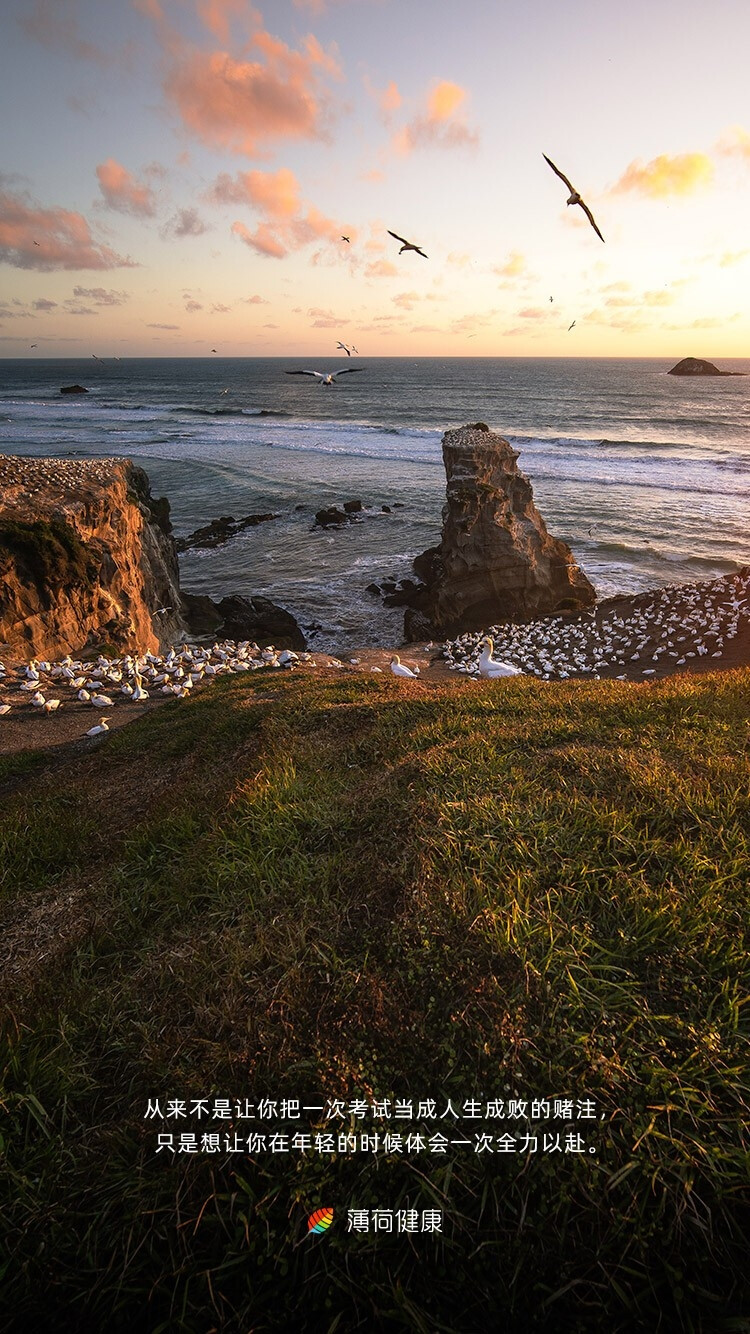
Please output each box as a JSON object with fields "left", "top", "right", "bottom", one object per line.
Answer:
{"left": 0, "top": 456, "right": 184, "bottom": 660}
{"left": 405, "top": 424, "right": 595, "bottom": 640}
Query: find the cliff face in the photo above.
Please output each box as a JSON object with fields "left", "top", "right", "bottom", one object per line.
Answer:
{"left": 406, "top": 424, "right": 596, "bottom": 639}
{"left": 0, "top": 456, "right": 185, "bottom": 659}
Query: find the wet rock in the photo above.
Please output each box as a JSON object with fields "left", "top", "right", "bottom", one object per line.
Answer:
{"left": 314, "top": 506, "right": 350, "bottom": 528}
{"left": 60, "top": 384, "right": 88, "bottom": 394}
{"left": 175, "top": 511, "right": 278, "bottom": 553}
{"left": 344, "top": 499, "right": 363, "bottom": 513}
{"left": 405, "top": 424, "right": 596, "bottom": 640}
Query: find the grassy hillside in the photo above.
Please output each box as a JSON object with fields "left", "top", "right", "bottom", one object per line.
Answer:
{"left": 1, "top": 669, "right": 749, "bottom": 1332}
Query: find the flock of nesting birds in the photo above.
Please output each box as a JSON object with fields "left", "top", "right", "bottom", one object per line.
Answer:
{"left": 440, "top": 569, "right": 750, "bottom": 680}
{"left": 1, "top": 566, "right": 747, "bottom": 743}
{"left": 0, "top": 642, "right": 322, "bottom": 736}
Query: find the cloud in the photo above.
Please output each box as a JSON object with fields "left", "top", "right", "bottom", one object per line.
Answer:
{"left": 72, "top": 285, "right": 129, "bottom": 306}
{"left": 392, "top": 290, "right": 420, "bottom": 310}
{"left": 19, "top": 0, "right": 112, "bottom": 65}
{"left": 611, "top": 152, "right": 713, "bottom": 198}
{"left": 715, "top": 125, "right": 750, "bottom": 161}
{"left": 410, "top": 324, "right": 440, "bottom": 333}
{"left": 492, "top": 251, "right": 526, "bottom": 279}
{"left": 0, "top": 185, "right": 136, "bottom": 271}
{"left": 517, "top": 307, "right": 547, "bottom": 320}
{"left": 394, "top": 80, "right": 478, "bottom": 154}
{"left": 244, "top": 294, "right": 270, "bottom": 304}
{"left": 32, "top": 297, "right": 57, "bottom": 310}
{"left": 719, "top": 249, "right": 750, "bottom": 267}
{"left": 96, "top": 159, "right": 158, "bottom": 217}
{"left": 147, "top": 322, "right": 181, "bottom": 328}
{"left": 196, "top": 0, "right": 260, "bottom": 44}
{"left": 214, "top": 167, "right": 343, "bottom": 258}
{"left": 365, "top": 258, "right": 398, "bottom": 278}
{"left": 147, "top": 10, "right": 341, "bottom": 158}
{"left": 65, "top": 304, "right": 97, "bottom": 316}
{"left": 184, "top": 299, "right": 203, "bottom": 311}
{"left": 164, "top": 207, "right": 209, "bottom": 237}
{"left": 211, "top": 302, "right": 231, "bottom": 313}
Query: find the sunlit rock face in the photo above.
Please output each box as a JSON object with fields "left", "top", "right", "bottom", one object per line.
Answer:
{"left": 405, "top": 424, "right": 596, "bottom": 640}
{"left": 0, "top": 456, "right": 184, "bottom": 659}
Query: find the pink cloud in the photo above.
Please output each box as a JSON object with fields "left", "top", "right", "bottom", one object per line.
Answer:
{"left": 164, "top": 207, "right": 209, "bottom": 237}
{"left": 393, "top": 291, "right": 420, "bottom": 310}
{"left": 517, "top": 307, "right": 546, "bottom": 320}
{"left": 153, "top": 18, "right": 341, "bottom": 158}
{"left": 611, "top": 153, "right": 713, "bottom": 198}
{"left": 19, "top": 0, "right": 112, "bottom": 65}
{"left": 147, "top": 322, "right": 181, "bottom": 329}
{"left": 216, "top": 168, "right": 344, "bottom": 258}
{"left": 96, "top": 159, "right": 157, "bottom": 217}
{"left": 394, "top": 80, "right": 478, "bottom": 154}
{"left": 244, "top": 294, "right": 269, "bottom": 304}
{"left": 365, "top": 259, "right": 398, "bottom": 278}
{"left": 0, "top": 186, "right": 136, "bottom": 271}
{"left": 715, "top": 125, "right": 750, "bottom": 161}
{"left": 72, "top": 285, "right": 129, "bottom": 306}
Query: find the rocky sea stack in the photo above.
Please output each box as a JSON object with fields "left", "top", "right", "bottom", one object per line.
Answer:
{"left": 405, "top": 424, "right": 596, "bottom": 640}
{"left": 668, "top": 357, "right": 745, "bottom": 377}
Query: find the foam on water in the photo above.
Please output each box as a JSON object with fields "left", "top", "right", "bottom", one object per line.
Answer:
{"left": 1, "top": 356, "right": 749, "bottom": 647}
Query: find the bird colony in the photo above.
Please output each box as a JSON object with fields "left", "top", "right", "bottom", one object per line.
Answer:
{"left": 441, "top": 570, "right": 750, "bottom": 680}
{"left": 0, "top": 640, "right": 317, "bottom": 736}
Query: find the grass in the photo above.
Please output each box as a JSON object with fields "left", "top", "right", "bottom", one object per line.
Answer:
{"left": 0, "top": 518, "right": 95, "bottom": 601}
{"left": 1, "top": 668, "right": 749, "bottom": 1332}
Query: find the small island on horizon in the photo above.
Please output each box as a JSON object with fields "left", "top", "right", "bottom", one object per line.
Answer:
{"left": 668, "top": 356, "right": 747, "bottom": 376}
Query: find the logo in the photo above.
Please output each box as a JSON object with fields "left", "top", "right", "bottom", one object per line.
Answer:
{"left": 307, "top": 1207, "right": 334, "bottom": 1236}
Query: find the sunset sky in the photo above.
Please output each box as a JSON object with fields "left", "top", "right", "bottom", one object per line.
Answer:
{"left": 2, "top": 0, "right": 750, "bottom": 358}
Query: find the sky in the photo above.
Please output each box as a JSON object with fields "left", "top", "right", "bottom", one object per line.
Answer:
{"left": 1, "top": 0, "right": 750, "bottom": 358}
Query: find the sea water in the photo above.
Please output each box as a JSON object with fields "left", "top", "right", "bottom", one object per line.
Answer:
{"left": 1, "top": 356, "right": 749, "bottom": 649}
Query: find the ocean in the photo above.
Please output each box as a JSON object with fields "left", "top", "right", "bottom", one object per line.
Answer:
{"left": 1, "top": 356, "right": 749, "bottom": 649}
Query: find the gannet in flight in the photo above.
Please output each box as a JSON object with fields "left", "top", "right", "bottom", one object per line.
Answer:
{"left": 336, "top": 342, "right": 352, "bottom": 356}
{"left": 543, "top": 155, "right": 605, "bottom": 243}
{"left": 568, "top": 320, "right": 576, "bottom": 332}
{"left": 285, "top": 368, "right": 366, "bottom": 386}
{"left": 387, "top": 230, "right": 428, "bottom": 258}
{"left": 341, "top": 235, "right": 350, "bottom": 243}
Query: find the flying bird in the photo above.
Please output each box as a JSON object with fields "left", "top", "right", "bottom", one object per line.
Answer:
{"left": 285, "top": 369, "right": 365, "bottom": 386}
{"left": 211, "top": 348, "right": 217, "bottom": 353}
{"left": 33, "top": 240, "right": 40, "bottom": 246}
{"left": 341, "top": 235, "right": 350, "bottom": 243}
{"left": 336, "top": 341, "right": 352, "bottom": 356}
{"left": 30, "top": 344, "right": 37, "bottom": 349}
{"left": 543, "top": 154, "right": 605, "bottom": 243}
{"left": 568, "top": 320, "right": 576, "bottom": 332}
{"left": 387, "top": 230, "right": 428, "bottom": 258}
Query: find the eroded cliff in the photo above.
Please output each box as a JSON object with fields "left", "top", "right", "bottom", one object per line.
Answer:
{"left": 405, "top": 424, "right": 596, "bottom": 639}
{"left": 0, "top": 456, "right": 184, "bottom": 659}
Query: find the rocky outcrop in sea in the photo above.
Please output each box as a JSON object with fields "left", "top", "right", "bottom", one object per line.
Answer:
{"left": 403, "top": 423, "right": 596, "bottom": 640}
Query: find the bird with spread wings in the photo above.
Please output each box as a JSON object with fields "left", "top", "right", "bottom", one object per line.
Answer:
{"left": 543, "top": 154, "right": 605, "bottom": 243}
{"left": 387, "top": 230, "right": 428, "bottom": 258}
{"left": 285, "top": 368, "right": 366, "bottom": 386}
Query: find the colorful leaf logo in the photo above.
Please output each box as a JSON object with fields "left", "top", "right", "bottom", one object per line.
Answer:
{"left": 307, "top": 1207, "right": 334, "bottom": 1235}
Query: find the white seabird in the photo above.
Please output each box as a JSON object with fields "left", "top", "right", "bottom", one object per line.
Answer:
{"left": 387, "top": 230, "right": 428, "bottom": 258}
{"left": 543, "top": 154, "right": 605, "bottom": 243}
{"left": 336, "top": 342, "right": 352, "bottom": 356}
{"left": 478, "top": 637, "right": 523, "bottom": 679}
{"left": 86, "top": 717, "right": 110, "bottom": 737}
{"left": 390, "top": 655, "right": 420, "bottom": 678}
{"left": 285, "top": 369, "right": 366, "bottom": 387}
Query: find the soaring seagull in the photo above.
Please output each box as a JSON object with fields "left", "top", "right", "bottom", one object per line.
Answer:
{"left": 285, "top": 368, "right": 366, "bottom": 386}
{"left": 543, "top": 155, "right": 605, "bottom": 243}
{"left": 387, "top": 230, "right": 428, "bottom": 258}
{"left": 568, "top": 320, "right": 576, "bottom": 332}
{"left": 341, "top": 235, "right": 350, "bottom": 243}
